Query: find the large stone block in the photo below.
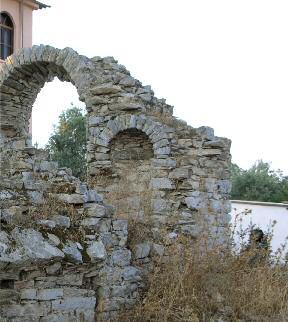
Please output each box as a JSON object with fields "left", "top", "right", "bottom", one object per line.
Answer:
{"left": 150, "top": 178, "right": 175, "bottom": 190}
{"left": 52, "top": 297, "right": 96, "bottom": 311}
{"left": 37, "top": 288, "right": 63, "bottom": 301}
{"left": 86, "top": 240, "right": 107, "bottom": 262}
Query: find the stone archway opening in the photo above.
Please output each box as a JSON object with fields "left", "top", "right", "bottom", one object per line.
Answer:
{"left": 0, "top": 46, "right": 95, "bottom": 147}
{"left": 31, "top": 78, "right": 85, "bottom": 148}
{"left": 0, "top": 62, "right": 71, "bottom": 142}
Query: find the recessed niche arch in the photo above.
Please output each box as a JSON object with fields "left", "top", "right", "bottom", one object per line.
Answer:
{"left": 89, "top": 115, "right": 174, "bottom": 219}
{"left": 110, "top": 129, "right": 154, "bottom": 161}
{"left": 102, "top": 128, "right": 155, "bottom": 219}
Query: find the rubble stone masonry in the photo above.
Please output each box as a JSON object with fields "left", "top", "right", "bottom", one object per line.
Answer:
{"left": 0, "top": 45, "right": 231, "bottom": 321}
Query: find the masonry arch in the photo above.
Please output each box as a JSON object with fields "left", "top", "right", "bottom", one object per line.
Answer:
{"left": 110, "top": 128, "right": 154, "bottom": 161}
{"left": 88, "top": 114, "right": 174, "bottom": 219}
{"left": 88, "top": 114, "right": 173, "bottom": 176}
{"left": 0, "top": 45, "right": 95, "bottom": 141}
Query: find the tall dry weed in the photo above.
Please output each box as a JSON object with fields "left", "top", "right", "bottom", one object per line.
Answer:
{"left": 119, "top": 223, "right": 288, "bottom": 322}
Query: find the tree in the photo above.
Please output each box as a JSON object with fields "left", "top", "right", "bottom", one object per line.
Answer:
{"left": 231, "top": 160, "right": 288, "bottom": 203}
{"left": 46, "top": 105, "right": 87, "bottom": 179}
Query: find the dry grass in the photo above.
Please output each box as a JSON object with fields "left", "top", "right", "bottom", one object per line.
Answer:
{"left": 119, "top": 231, "right": 288, "bottom": 322}
{"left": 2, "top": 194, "right": 86, "bottom": 242}
{"left": 28, "top": 194, "right": 86, "bottom": 242}
{"left": 126, "top": 216, "right": 155, "bottom": 248}
{"left": 28, "top": 194, "right": 78, "bottom": 221}
{"left": 147, "top": 111, "right": 187, "bottom": 130}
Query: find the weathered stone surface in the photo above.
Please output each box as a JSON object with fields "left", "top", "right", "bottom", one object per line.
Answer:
{"left": 56, "top": 273, "right": 84, "bottom": 286}
{"left": 133, "top": 243, "right": 151, "bottom": 259}
{"left": 52, "top": 215, "right": 71, "bottom": 228}
{"left": 185, "top": 195, "right": 206, "bottom": 210}
{"left": 112, "top": 219, "right": 128, "bottom": 231}
{"left": 151, "top": 198, "right": 171, "bottom": 214}
{"left": 37, "top": 288, "right": 63, "bottom": 301}
{"left": 56, "top": 194, "right": 84, "bottom": 204}
{"left": 39, "top": 160, "right": 58, "bottom": 172}
{"left": 0, "top": 290, "right": 20, "bottom": 304}
{"left": 150, "top": 178, "right": 175, "bottom": 190}
{"left": 38, "top": 219, "right": 56, "bottom": 229}
{"left": 52, "top": 296, "right": 96, "bottom": 311}
{"left": 196, "top": 126, "right": 214, "bottom": 140}
{"left": 1, "top": 304, "right": 50, "bottom": 318}
{"left": 85, "top": 203, "right": 106, "bottom": 217}
{"left": 169, "top": 167, "right": 190, "bottom": 179}
{"left": 45, "top": 262, "right": 62, "bottom": 275}
{"left": 47, "top": 234, "right": 61, "bottom": 247}
{"left": 20, "top": 289, "right": 37, "bottom": 300}
{"left": 40, "top": 314, "right": 75, "bottom": 322}
{"left": 90, "top": 84, "right": 122, "bottom": 95}
{"left": 1, "top": 228, "right": 65, "bottom": 263}
{"left": 81, "top": 217, "right": 101, "bottom": 227}
{"left": 84, "top": 190, "right": 103, "bottom": 203}
{"left": 152, "top": 158, "right": 177, "bottom": 168}
{"left": 122, "top": 266, "right": 141, "bottom": 282}
{"left": 27, "top": 191, "right": 44, "bottom": 204}
{"left": 86, "top": 241, "right": 107, "bottom": 262}
{"left": 217, "top": 180, "right": 232, "bottom": 194}
{"left": 112, "top": 249, "right": 131, "bottom": 267}
{"left": 62, "top": 241, "right": 83, "bottom": 263}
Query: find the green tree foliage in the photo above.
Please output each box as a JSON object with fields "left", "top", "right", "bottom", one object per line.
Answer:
{"left": 231, "top": 160, "right": 288, "bottom": 203}
{"left": 46, "top": 105, "right": 87, "bottom": 179}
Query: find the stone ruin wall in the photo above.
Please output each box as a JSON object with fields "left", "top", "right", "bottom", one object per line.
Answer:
{"left": 0, "top": 146, "right": 141, "bottom": 322}
{"left": 0, "top": 45, "right": 232, "bottom": 321}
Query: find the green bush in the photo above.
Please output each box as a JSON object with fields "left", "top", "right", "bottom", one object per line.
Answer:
{"left": 46, "top": 105, "right": 87, "bottom": 179}
{"left": 231, "top": 160, "right": 288, "bottom": 203}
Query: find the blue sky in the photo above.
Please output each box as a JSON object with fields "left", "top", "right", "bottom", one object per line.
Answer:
{"left": 32, "top": 0, "right": 288, "bottom": 174}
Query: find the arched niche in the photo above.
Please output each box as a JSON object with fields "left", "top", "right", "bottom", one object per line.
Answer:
{"left": 110, "top": 129, "right": 154, "bottom": 161}
{"left": 107, "top": 128, "right": 155, "bottom": 219}
{"left": 89, "top": 115, "right": 174, "bottom": 220}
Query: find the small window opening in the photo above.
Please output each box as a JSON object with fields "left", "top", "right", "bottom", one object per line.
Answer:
{"left": 0, "top": 13, "right": 14, "bottom": 60}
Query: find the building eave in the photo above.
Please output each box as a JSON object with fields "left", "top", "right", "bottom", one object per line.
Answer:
{"left": 34, "top": 1, "right": 50, "bottom": 9}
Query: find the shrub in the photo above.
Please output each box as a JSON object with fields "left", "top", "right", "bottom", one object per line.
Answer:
{"left": 46, "top": 105, "right": 87, "bottom": 180}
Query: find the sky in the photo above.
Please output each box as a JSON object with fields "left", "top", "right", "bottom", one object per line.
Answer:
{"left": 32, "top": 0, "right": 288, "bottom": 174}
